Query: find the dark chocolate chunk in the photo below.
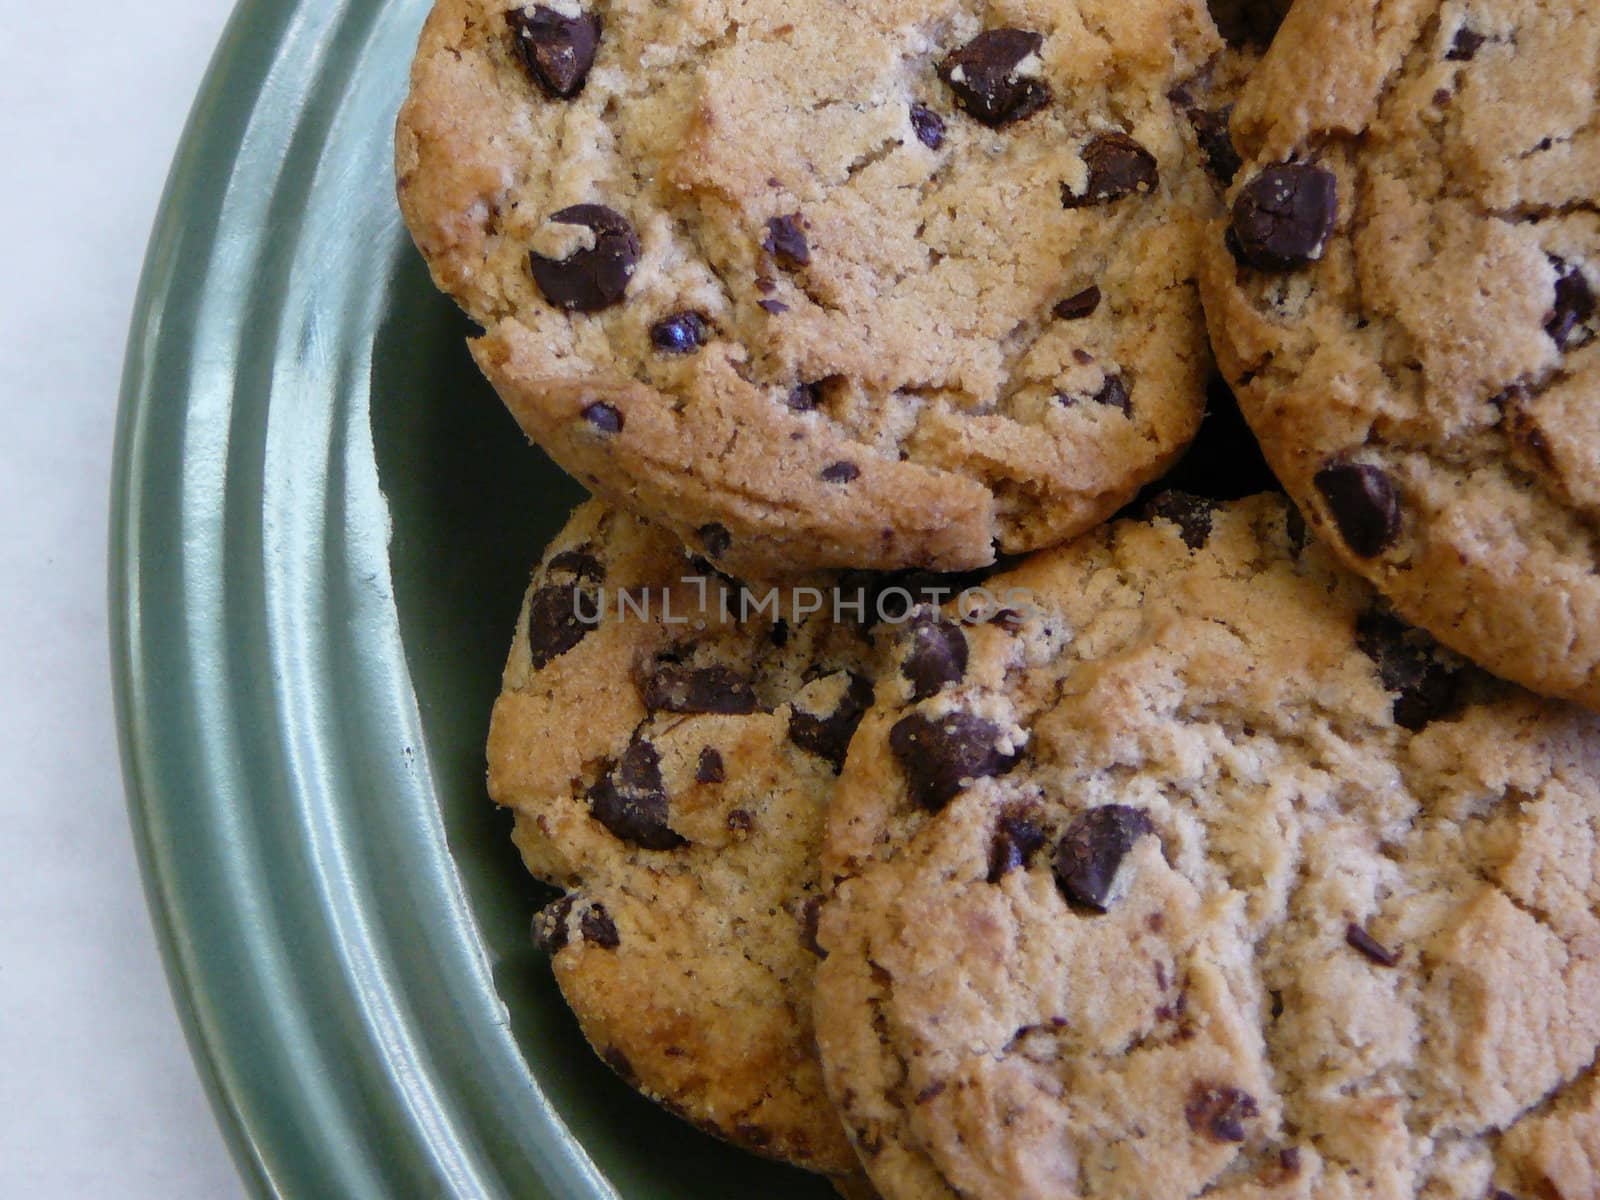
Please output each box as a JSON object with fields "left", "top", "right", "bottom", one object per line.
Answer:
{"left": 1053, "top": 285, "right": 1101, "bottom": 320}
{"left": 1053, "top": 805, "right": 1156, "bottom": 911}
{"left": 650, "top": 311, "right": 711, "bottom": 353}
{"left": 579, "top": 903, "right": 620, "bottom": 949}
{"left": 786, "top": 380, "right": 822, "bottom": 411}
{"left": 821, "top": 461, "right": 861, "bottom": 483}
{"left": 507, "top": 7, "right": 601, "bottom": 99}
{"left": 581, "top": 401, "right": 624, "bottom": 433}
{"left": 910, "top": 102, "right": 946, "bottom": 149}
{"left": 526, "top": 577, "right": 603, "bottom": 669}
{"left": 1546, "top": 256, "right": 1595, "bottom": 350}
{"left": 1314, "top": 461, "right": 1400, "bottom": 557}
{"left": 1185, "top": 104, "right": 1242, "bottom": 185}
{"left": 641, "top": 663, "right": 758, "bottom": 714}
{"left": 799, "top": 895, "right": 827, "bottom": 958}
{"left": 1345, "top": 922, "right": 1399, "bottom": 967}
{"left": 529, "top": 204, "right": 640, "bottom": 311}
{"left": 1446, "top": 26, "right": 1485, "bottom": 59}
{"left": 937, "top": 29, "right": 1052, "bottom": 128}
{"left": 532, "top": 893, "right": 578, "bottom": 954}
{"left": 988, "top": 810, "right": 1047, "bottom": 882}
{"left": 697, "top": 523, "right": 732, "bottom": 558}
{"left": 726, "top": 808, "right": 752, "bottom": 832}
{"left": 1061, "top": 133, "right": 1160, "bottom": 207}
{"left": 1279, "top": 1147, "right": 1303, "bottom": 1175}
{"left": 888, "top": 712, "right": 1020, "bottom": 810}
{"left": 1354, "top": 608, "right": 1461, "bottom": 731}
{"left": 1146, "top": 491, "right": 1219, "bottom": 550}
{"left": 901, "top": 613, "right": 969, "bottom": 700}
{"left": 758, "top": 298, "right": 790, "bottom": 315}
{"left": 1093, "top": 373, "right": 1132, "bottom": 415}
{"left": 602, "top": 1046, "right": 636, "bottom": 1084}
{"left": 587, "top": 739, "right": 685, "bottom": 850}
{"left": 1228, "top": 164, "right": 1337, "bottom": 271}
{"left": 1185, "top": 1082, "right": 1259, "bottom": 1143}
{"left": 788, "top": 672, "right": 876, "bottom": 772}
{"left": 696, "top": 747, "right": 726, "bottom": 784}
{"left": 763, "top": 214, "right": 811, "bottom": 268}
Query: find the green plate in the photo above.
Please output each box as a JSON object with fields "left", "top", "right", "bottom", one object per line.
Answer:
{"left": 108, "top": 2, "right": 836, "bottom": 1196}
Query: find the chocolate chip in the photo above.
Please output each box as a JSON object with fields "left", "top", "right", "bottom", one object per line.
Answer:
{"left": 526, "top": 578, "right": 603, "bottom": 669}
{"left": 1314, "top": 461, "right": 1400, "bottom": 557}
{"left": 546, "top": 549, "right": 604, "bottom": 580}
{"left": 1546, "top": 256, "right": 1595, "bottom": 350}
{"left": 1053, "top": 285, "right": 1101, "bottom": 320}
{"left": 937, "top": 29, "right": 1052, "bottom": 128}
{"left": 910, "top": 102, "right": 946, "bottom": 148}
{"left": 788, "top": 672, "right": 876, "bottom": 771}
{"left": 1185, "top": 1082, "right": 1259, "bottom": 1143}
{"left": 641, "top": 663, "right": 758, "bottom": 714}
{"left": 580, "top": 903, "right": 620, "bottom": 949}
{"left": 988, "top": 811, "right": 1047, "bottom": 882}
{"left": 1354, "top": 608, "right": 1461, "bottom": 731}
{"left": 1185, "top": 104, "right": 1242, "bottom": 185}
{"left": 1053, "top": 805, "right": 1156, "bottom": 911}
{"left": 901, "top": 613, "right": 969, "bottom": 700}
{"left": 650, "top": 311, "right": 710, "bottom": 353}
{"left": 769, "top": 619, "right": 790, "bottom": 648}
{"left": 757, "top": 298, "right": 790, "bottom": 315}
{"left": 697, "top": 523, "right": 732, "bottom": 558}
{"left": 726, "top": 809, "right": 752, "bottom": 832}
{"left": 1446, "top": 26, "right": 1485, "bottom": 60}
{"left": 1093, "top": 373, "right": 1132, "bottom": 415}
{"left": 529, "top": 204, "right": 639, "bottom": 312}
{"left": 532, "top": 894, "right": 578, "bottom": 953}
{"left": 697, "top": 748, "right": 726, "bottom": 784}
{"left": 1061, "top": 133, "right": 1159, "bottom": 208}
{"left": 1345, "top": 922, "right": 1399, "bottom": 966}
{"left": 581, "top": 401, "right": 623, "bottom": 433}
{"left": 1146, "top": 491, "right": 1219, "bottom": 550}
{"left": 602, "top": 1046, "right": 636, "bottom": 1084}
{"left": 587, "top": 740, "right": 685, "bottom": 850}
{"left": 786, "top": 381, "right": 822, "bottom": 411}
{"left": 989, "top": 608, "right": 1025, "bottom": 633}
{"left": 799, "top": 895, "right": 827, "bottom": 958}
{"left": 1279, "top": 1147, "right": 1303, "bottom": 1176}
{"left": 821, "top": 461, "right": 860, "bottom": 483}
{"left": 1228, "top": 164, "right": 1338, "bottom": 271}
{"left": 763, "top": 214, "right": 810, "bottom": 269}
{"left": 506, "top": 7, "right": 601, "bottom": 99}
{"left": 888, "top": 712, "right": 1020, "bottom": 811}
{"left": 532, "top": 896, "right": 617, "bottom": 953}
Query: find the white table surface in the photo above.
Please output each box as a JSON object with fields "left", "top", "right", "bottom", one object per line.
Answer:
{"left": 1, "top": 8, "right": 250, "bottom": 1197}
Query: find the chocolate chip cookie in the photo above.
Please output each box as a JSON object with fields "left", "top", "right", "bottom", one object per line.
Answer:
{"left": 398, "top": 0, "right": 1238, "bottom": 579}
{"left": 816, "top": 493, "right": 1600, "bottom": 1200}
{"left": 487, "top": 501, "right": 889, "bottom": 1174}
{"left": 1201, "top": 0, "right": 1600, "bottom": 708}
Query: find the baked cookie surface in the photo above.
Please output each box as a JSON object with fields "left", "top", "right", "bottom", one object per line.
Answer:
{"left": 487, "top": 501, "right": 887, "bottom": 1173}
{"left": 398, "top": 0, "right": 1238, "bottom": 578}
{"left": 1200, "top": 0, "right": 1600, "bottom": 707}
{"left": 816, "top": 494, "right": 1600, "bottom": 1200}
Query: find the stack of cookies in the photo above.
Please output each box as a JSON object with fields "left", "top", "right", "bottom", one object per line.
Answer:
{"left": 395, "top": 0, "right": 1600, "bottom": 1195}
